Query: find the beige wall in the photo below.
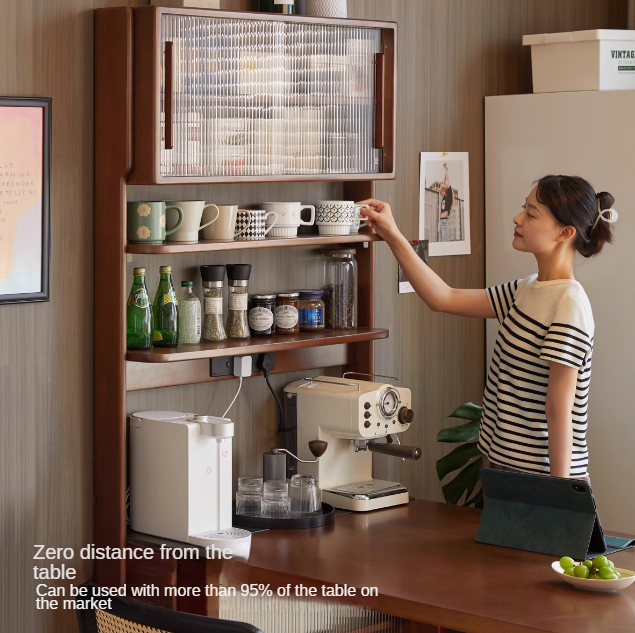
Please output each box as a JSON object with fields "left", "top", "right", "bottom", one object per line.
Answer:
{"left": 0, "top": 1, "right": 625, "bottom": 632}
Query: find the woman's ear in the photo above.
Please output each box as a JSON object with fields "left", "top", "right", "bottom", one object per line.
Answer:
{"left": 556, "top": 224, "right": 576, "bottom": 244}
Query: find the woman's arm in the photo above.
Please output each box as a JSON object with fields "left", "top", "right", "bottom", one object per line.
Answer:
{"left": 545, "top": 361, "right": 578, "bottom": 478}
{"left": 359, "top": 199, "right": 495, "bottom": 318}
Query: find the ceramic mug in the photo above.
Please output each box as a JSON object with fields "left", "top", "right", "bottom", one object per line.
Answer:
{"left": 166, "top": 200, "right": 219, "bottom": 243}
{"left": 315, "top": 200, "right": 369, "bottom": 236}
{"left": 201, "top": 204, "right": 251, "bottom": 241}
{"left": 235, "top": 210, "right": 278, "bottom": 241}
{"left": 127, "top": 201, "right": 184, "bottom": 245}
{"left": 351, "top": 203, "right": 371, "bottom": 234}
{"left": 262, "top": 202, "right": 316, "bottom": 238}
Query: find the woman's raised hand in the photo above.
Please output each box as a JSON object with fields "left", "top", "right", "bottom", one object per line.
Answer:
{"left": 357, "top": 199, "right": 403, "bottom": 244}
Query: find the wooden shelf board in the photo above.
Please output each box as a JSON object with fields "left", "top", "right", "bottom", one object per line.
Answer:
{"left": 126, "top": 327, "right": 388, "bottom": 363}
{"left": 126, "top": 232, "right": 382, "bottom": 254}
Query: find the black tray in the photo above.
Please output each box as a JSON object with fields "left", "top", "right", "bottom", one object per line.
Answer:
{"left": 232, "top": 502, "right": 335, "bottom": 530}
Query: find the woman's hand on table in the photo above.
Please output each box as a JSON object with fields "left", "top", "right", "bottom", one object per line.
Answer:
{"left": 357, "top": 199, "right": 404, "bottom": 245}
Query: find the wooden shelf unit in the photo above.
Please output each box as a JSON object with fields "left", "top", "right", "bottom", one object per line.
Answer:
{"left": 94, "top": 5, "right": 397, "bottom": 593}
{"left": 126, "top": 232, "right": 382, "bottom": 254}
{"left": 126, "top": 327, "right": 389, "bottom": 363}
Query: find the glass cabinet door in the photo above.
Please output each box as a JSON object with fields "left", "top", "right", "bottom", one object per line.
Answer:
{"left": 159, "top": 14, "right": 385, "bottom": 179}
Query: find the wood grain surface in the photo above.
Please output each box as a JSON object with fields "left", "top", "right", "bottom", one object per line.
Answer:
{"left": 0, "top": 1, "right": 626, "bottom": 632}
{"left": 346, "top": 0, "right": 627, "bottom": 504}
{"left": 223, "top": 500, "right": 635, "bottom": 633}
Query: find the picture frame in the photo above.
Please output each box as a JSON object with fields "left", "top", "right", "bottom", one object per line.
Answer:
{"left": 419, "top": 151, "right": 471, "bottom": 256}
{"left": 0, "top": 97, "right": 51, "bottom": 305}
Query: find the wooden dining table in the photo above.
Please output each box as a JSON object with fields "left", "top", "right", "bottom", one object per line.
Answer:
{"left": 220, "top": 499, "right": 635, "bottom": 633}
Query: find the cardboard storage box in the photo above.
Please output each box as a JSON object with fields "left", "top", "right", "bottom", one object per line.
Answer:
{"left": 523, "top": 30, "right": 635, "bottom": 93}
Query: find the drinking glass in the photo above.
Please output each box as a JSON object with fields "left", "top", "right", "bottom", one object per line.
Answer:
{"left": 261, "top": 480, "right": 290, "bottom": 518}
{"left": 235, "top": 476, "right": 263, "bottom": 517}
{"left": 289, "top": 474, "right": 322, "bottom": 517}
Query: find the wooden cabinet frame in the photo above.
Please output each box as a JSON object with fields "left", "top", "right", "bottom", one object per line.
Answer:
{"left": 94, "top": 6, "right": 396, "bottom": 589}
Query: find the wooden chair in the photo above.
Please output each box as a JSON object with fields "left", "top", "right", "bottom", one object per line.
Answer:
{"left": 76, "top": 582, "right": 263, "bottom": 633}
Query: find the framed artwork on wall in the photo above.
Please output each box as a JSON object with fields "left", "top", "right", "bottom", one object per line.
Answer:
{"left": 0, "top": 97, "right": 51, "bottom": 305}
{"left": 419, "top": 151, "right": 471, "bottom": 256}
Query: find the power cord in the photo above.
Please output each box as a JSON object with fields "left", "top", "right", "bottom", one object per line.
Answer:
{"left": 258, "top": 353, "right": 284, "bottom": 432}
{"left": 263, "top": 368, "right": 284, "bottom": 433}
{"left": 222, "top": 356, "right": 252, "bottom": 419}
{"left": 223, "top": 376, "right": 243, "bottom": 418}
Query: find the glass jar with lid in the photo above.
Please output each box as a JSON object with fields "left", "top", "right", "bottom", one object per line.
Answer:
{"left": 321, "top": 248, "right": 358, "bottom": 329}
{"left": 200, "top": 264, "right": 227, "bottom": 342}
{"left": 226, "top": 264, "right": 251, "bottom": 339}
{"left": 249, "top": 294, "right": 276, "bottom": 337}
{"left": 275, "top": 292, "right": 300, "bottom": 335}
{"left": 178, "top": 281, "right": 202, "bottom": 344}
{"left": 298, "top": 290, "right": 325, "bottom": 332}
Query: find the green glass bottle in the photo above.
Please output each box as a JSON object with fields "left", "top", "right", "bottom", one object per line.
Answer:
{"left": 127, "top": 267, "right": 152, "bottom": 350}
{"left": 152, "top": 265, "right": 179, "bottom": 348}
{"left": 259, "top": 0, "right": 294, "bottom": 14}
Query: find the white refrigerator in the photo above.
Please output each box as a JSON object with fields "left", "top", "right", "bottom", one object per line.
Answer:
{"left": 485, "top": 90, "right": 635, "bottom": 533}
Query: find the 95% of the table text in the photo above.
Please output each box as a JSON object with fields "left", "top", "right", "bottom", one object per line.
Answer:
{"left": 240, "top": 583, "right": 378, "bottom": 598}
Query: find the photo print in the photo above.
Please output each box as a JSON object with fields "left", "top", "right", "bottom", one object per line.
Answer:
{"left": 419, "top": 152, "right": 471, "bottom": 256}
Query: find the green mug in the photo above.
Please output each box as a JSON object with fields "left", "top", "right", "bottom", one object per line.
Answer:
{"left": 127, "top": 201, "right": 184, "bottom": 245}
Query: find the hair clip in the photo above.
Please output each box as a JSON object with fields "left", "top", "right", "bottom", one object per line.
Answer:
{"left": 591, "top": 200, "right": 618, "bottom": 232}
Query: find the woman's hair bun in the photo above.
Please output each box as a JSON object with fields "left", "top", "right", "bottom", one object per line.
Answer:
{"left": 582, "top": 190, "right": 616, "bottom": 258}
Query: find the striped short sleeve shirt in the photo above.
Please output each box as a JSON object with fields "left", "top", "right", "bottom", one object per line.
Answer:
{"left": 479, "top": 274, "right": 594, "bottom": 478}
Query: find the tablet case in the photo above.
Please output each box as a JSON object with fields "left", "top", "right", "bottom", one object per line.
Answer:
{"left": 476, "top": 468, "right": 635, "bottom": 560}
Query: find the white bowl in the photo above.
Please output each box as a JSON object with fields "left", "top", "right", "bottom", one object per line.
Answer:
{"left": 551, "top": 561, "right": 635, "bottom": 592}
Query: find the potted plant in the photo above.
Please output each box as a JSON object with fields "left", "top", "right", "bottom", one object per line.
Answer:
{"left": 436, "top": 402, "right": 484, "bottom": 509}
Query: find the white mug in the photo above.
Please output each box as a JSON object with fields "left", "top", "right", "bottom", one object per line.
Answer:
{"left": 262, "top": 202, "right": 316, "bottom": 238}
{"left": 166, "top": 200, "right": 219, "bottom": 243}
{"left": 315, "top": 200, "right": 369, "bottom": 236}
{"left": 235, "top": 210, "right": 278, "bottom": 241}
{"left": 201, "top": 204, "right": 250, "bottom": 241}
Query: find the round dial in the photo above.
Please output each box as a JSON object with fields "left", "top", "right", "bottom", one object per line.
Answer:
{"left": 379, "top": 388, "right": 400, "bottom": 419}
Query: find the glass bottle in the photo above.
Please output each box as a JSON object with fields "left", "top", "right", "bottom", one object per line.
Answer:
{"left": 321, "top": 248, "right": 358, "bottom": 329}
{"left": 178, "top": 281, "right": 201, "bottom": 344}
{"left": 152, "top": 265, "right": 179, "bottom": 347}
{"left": 200, "top": 265, "right": 226, "bottom": 342}
{"left": 259, "top": 0, "right": 294, "bottom": 14}
{"left": 126, "top": 267, "right": 152, "bottom": 350}
{"left": 226, "top": 264, "right": 251, "bottom": 339}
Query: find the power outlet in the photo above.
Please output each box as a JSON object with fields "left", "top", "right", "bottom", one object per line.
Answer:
{"left": 210, "top": 353, "right": 276, "bottom": 377}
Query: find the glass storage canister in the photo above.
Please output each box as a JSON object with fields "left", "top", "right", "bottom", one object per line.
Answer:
{"left": 249, "top": 294, "right": 276, "bottom": 337}
{"left": 200, "top": 264, "right": 227, "bottom": 342}
{"left": 261, "top": 480, "right": 290, "bottom": 519}
{"left": 226, "top": 264, "right": 252, "bottom": 339}
{"left": 178, "top": 281, "right": 202, "bottom": 344}
{"left": 275, "top": 292, "right": 300, "bottom": 335}
{"left": 235, "top": 476, "right": 263, "bottom": 517}
{"left": 321, "top": 248, "right": 358, "bottom": 329}
{"left": 298, "top": 290, "right": 325, "bottom": 332}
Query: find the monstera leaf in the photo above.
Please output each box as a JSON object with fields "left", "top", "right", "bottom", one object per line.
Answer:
{"left": 436, "top": 402, "right": 484, "bottom": 509}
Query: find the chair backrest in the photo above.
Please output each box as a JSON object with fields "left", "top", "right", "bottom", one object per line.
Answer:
{"left": 76, "top": 582, "right": 263, "bottom": 633}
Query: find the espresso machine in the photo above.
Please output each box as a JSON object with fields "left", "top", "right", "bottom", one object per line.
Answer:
{"left": 129, "top": 411, "right": 251, "bottom": 558}
{"left": 283, "top": 374, "right": 420, "bottom": 511}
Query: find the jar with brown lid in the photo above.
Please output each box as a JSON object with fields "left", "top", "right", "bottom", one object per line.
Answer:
{"left": 298, "top": 290, "right": 325, "bottom": 332}
{"left": 275, "top": 292, "right": 300, "bottom": 335}
{"left": 249, "top": 294, "right": 276, "bottom": 337}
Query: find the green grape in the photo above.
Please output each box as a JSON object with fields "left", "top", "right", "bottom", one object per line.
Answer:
{"left": 600, "top": 567, "right": 614, "bottom": 579}
{"left": 615, "top": 571, "right": 621, "bottom": 579}
{"left": 592, "top": 555, "right": 609, "bottom": 569}
{"left": 606, "top": 559, "right": 615, "bottom": 570}
{"left": 582, "top": 560, "right": 593, "bottom": 569}
{"left": 574, "top": 564, "right": 590, "bottom": 579}
{"left": 559, "top": 556, "right": 575, "bottom": 570}
{"left": 564, "top": 568, "right": 575, "bottom": 577}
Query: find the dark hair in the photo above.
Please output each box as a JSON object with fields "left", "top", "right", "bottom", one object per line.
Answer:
{"left": 534, "top": 175, "right": 615, "bottom": 258}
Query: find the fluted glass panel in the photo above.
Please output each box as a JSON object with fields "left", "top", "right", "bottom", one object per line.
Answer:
{"left": 160, "top": 14, "right": 382, "bottom": 177}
